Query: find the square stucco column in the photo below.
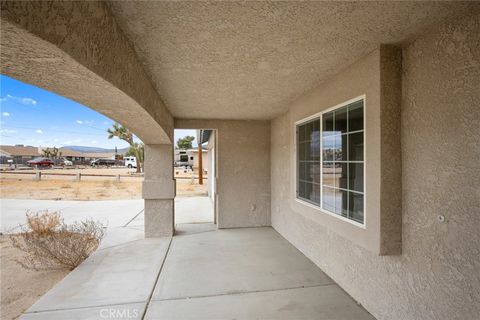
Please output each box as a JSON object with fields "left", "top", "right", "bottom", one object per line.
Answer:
{"left": 143, "top": 144, "right": 175, "bottom": 237}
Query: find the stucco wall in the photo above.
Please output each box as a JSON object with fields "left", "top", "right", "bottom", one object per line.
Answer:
{"left": 176, "top": 120, "right": 270, "bottom": 228}
{"left": 271, "top": 13, "right": 480, "bottom": 320}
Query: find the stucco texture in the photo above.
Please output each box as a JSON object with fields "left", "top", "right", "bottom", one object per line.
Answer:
{"left": 176, "top": 120, "right": 270, "bottom": 229}
{"left": 271, "top": 12, "right": 480, "bottom": 320}
{"left": 109, "top": 1, "right": 474, "bottom": 121}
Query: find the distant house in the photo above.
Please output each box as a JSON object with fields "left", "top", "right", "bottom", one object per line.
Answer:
{"left": 0, "top": 145, "right": 40, "bottom": 165}
{"left": 0, "top": 145, "right": 118, "bottom": 165}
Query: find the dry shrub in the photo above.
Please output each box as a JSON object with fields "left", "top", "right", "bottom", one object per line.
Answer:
{"left": 10, "top": 211, "right": 105, "bottom": 270}
{"left": 26, "top": 210, "right": 60, "bottom": 236}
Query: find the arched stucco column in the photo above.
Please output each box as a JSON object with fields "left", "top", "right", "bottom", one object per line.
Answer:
{"left": 142, "top": 144, "right": 175, "bottom": 237}
{"left": 0, "top": 1, "right": 173, "bottom": 144}
{"left": 1, "top": 1, "right": 176, "bottom": 237}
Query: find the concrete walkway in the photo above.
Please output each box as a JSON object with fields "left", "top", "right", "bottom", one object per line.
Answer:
{"left": 1, "top": 196, "right": 213, "bottom": 234}
{"left": 19, "top": 224, "right": 374, "bottom": 319}
{"left": 0, "top": 199, "right": 144, "bottom": 233}
{"left": 1, "top": 196, "right": 214, "bottom": 259}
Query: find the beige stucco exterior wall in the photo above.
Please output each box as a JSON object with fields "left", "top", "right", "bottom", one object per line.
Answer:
{"left": 271, "top": 12, "right": 480, "bottom": 320}
{"left": 270, "top": 45, "right": 402, "bottom": 255}
{"left": 176, "top": 120, "right": 270, "bottom": 228}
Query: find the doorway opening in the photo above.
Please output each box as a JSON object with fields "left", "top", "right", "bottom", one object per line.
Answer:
{"left": 173, "top": 129, "right": 216, "bottom": 230}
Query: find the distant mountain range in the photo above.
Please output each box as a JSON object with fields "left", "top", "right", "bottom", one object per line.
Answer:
{"left": 64, "top": 145, "right": 130, "bottom": 154}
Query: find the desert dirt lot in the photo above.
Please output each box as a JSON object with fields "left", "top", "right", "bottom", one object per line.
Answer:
{"left": 0, "top": 235, "right": 69, "bottom": 320}
{"left": 0, "top": 167, "right": 207, "bottom": 200}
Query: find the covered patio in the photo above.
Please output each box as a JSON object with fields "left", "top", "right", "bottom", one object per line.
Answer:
{"left": 20, "top": 224, "right": 373, "bottom": 320}
{"left": 1, "top": 1, "right": 479, "bottom": 319}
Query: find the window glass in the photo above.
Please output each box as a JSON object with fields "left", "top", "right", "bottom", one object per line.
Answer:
{"left": 349, "top": 192, "right": 364, "bottom": 223}
{"left": 349, "top": 163, "right": 363, "bottom": 193}
{"left": 322, "top": 135, "right": 335, "bottom": 161}
{"left": 348, "top": 101, "right": 363, "bottom": 132}
{"left": 297, "top": 118, "right": 321, "bottom": 205}
{"left": 299, "top": 142, "right": 306, "bottom": 161}
{"left": 322, "top": 162, "right": 334, "bottom": 187}
{"left": 334, "top": 134, "right": 347, "bottom": 161}
{"left": 336, "top": 162, "right": 348, "bottom": 189}
{"left": 323, "top": 112, "right": 334, "bottom": 133}
{"left": 322, "top": 186, "right": 335, "bottom": 212}
{"left": 334, "top": 188, "right": 349, "bottom": 218}
{"left": 348, "top": 132, "right": 363, "bottom": 161}
{"left": 334, "top": 106, "right": 348, "bottom": 134}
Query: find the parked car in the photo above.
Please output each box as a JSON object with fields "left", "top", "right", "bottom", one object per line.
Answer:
{"left": 27, "top": 157, "right": 55, "bottom": 168}
{"left": 90, "top": 158, "right": 116, "bottom": 167}
{"left": 124, "top": 156, "right": 137, "bottom": 168}
{"left": 59, "top": 158, "right": 73, "bottom": 166}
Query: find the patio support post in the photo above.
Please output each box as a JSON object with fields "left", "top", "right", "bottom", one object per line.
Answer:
{"left": 143, "top": 144, "right": 175, "bottom": 237}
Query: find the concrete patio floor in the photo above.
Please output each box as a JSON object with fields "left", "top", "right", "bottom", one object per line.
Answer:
{"left": 19, "top": 224, "right": 374, "bottom": 320}
{"left": 2, "top": 198, "right": 373, "bottom": 319}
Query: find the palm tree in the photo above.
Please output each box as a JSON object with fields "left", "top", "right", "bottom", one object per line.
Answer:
{"left": 107, "top": 123, "right": 143, "bottom": 173}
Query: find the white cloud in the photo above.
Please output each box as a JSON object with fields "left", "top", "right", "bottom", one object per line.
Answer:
{"left": 36, "top": 129, "right": 43, "bottom": 134}
{"left": 0, "top": 129, "right": 16, "bottom": 133}
{"left": 91, "top": 140, "right": 98, "bottom": 144}
{"left": 2, "top": 112, "right": 10, "bottom": 117}
{"left": 21, "top": 97, "right": 37, "bottom": 105}
{"left": 77, "top": 120, "right": 94, "bottom": 126}
{"left": 103, "top": 121, "right": 110, "bottom": 126}
{"left": 1, "top": 94, "right": 37, "bottom": 106}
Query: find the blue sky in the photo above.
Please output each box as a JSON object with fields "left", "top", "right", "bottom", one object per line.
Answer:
{"left": 0, "top": 75, "right": 196, "bottom": 149}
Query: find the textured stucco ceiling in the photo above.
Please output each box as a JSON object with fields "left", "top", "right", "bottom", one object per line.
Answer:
{"left": 109, "top": 1, "right": 475, "bottom": 120}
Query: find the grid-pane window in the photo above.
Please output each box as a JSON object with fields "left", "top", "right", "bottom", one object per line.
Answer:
{"left": 296, "top": 98, "right": 364, "bottom": 225}
{"left": 297, "top": 118, "right": 320, "bottom": 205}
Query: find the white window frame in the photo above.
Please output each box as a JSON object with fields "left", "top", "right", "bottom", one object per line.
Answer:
{"left": 294, "top": 95, "right": 366, "bottom": 229}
